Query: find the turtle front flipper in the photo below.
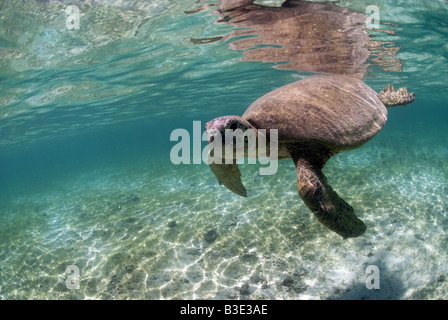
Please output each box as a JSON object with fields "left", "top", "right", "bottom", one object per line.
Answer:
{"left": 292, "top": 153, "right": 366, "bottom": 239}
{"left": 209, "top": 161, "right": 247, "bottom": 197}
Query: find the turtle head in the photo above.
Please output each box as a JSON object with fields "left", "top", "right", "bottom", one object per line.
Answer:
{"left": 205, "top": 116, "right": 257, "bottom": 160}
{"left": 205, "top": 115, "right": 256, "bottom": 198}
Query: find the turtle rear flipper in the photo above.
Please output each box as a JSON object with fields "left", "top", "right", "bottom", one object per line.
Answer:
{"left": 292, "top": 153, "right": 366, "bottom": 239}
{"left": 209, "top": 162, "right": 247, "bottom": 197}
{"left": 378, "top": 84, "right": 415, "bottom": 107}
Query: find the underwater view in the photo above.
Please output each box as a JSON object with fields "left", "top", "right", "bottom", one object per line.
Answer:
{"left": 0, "top": 0, "right": 447, "bottom": 300}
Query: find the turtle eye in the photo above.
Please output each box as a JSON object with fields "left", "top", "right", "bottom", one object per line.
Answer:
{"left": 229, "top": 122, "right": 238, "bottom": 130}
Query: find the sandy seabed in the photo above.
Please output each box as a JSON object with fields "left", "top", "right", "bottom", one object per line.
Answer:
{"left": 1, "top": 135, "right": 447, "bottom": 300}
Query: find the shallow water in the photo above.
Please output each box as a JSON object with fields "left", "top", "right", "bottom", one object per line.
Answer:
{"left": 0, "top": 0, "right": 447, "bottom": 300}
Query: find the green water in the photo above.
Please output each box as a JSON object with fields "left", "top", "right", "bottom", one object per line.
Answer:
{"left": 0, "top": 0, "right": 447, "bottom": 299}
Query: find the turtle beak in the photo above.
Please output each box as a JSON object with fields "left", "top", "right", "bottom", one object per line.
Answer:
{"left": 205, "top": 127, "right": 221, "bottom": 146}
{"left": 205, "top": 120, "right": 219, "bottom": 144}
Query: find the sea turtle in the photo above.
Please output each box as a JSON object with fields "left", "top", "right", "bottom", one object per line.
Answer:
{"left": 205, "top": 75, "right": 415, "bottom": 239}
